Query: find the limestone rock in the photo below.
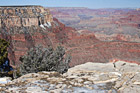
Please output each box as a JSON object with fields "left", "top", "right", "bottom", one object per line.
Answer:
{"left": 68, "top": 62, "right": 115, "bottom": 72}
{"left": 0, "top": 77, "right": 12, "bottom": 84}
{"left": 26, "top": 87, "right": 43, "bottom": 93}
{"left": 0, "top": 61, "right": 140, "bottom": 93}
{"left": 114, "top": 61, "right": 140, "bottom": 72}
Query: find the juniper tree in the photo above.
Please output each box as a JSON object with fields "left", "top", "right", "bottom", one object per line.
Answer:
{"left": 19, "top": 45, "right": 71, "bottom": 75}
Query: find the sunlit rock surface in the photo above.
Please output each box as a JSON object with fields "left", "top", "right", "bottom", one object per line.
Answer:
{"left": 0, "top": 61, "right": 140, "bottom": 93}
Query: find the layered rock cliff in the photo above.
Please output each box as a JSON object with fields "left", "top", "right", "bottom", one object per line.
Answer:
{"left": 65, "top": 34, "right": 140, "bottom": 66}
{"left": 49, "top": 7, "right": 140, "bottom": 42}
{"left": 0, "top": 6, "right": 53, "bottom": 27}
{"left": 0, "top": 6, "right": 140, "bottom": 67}
{"left": 0, "top": 6, "right": 76, "bottom": 65}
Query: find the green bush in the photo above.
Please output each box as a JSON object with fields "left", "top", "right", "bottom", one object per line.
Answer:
{"left": 0, "top": 38, "right": 9, "bottom": 65}
{"left": 19, "top": 45, "right": 71, "bottom": 75}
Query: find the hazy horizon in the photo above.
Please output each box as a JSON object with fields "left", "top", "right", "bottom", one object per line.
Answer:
{"left": 0, "top": 0, "right": 140, "bottom": 9}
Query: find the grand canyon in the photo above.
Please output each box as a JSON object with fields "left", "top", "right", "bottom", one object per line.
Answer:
{"left": 0, "top": 6, "right": 140, "bottom": 66}
{"left": 49, "top": 7, "right": 140, "bottom": 42}
{"left": 0, "top": 5, "right": 140, "bottom": 92}
{"left": 50, "top": 7, "right": 140, "bottom": 66}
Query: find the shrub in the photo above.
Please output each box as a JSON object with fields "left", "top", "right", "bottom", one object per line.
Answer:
{"left": 0, "top": 38, "right": 9, "bottom": 65}
{"left": 0, "top": 38, "right": 14, "bottom": 78}
{"left": 19, "top": 45, "right": 71, "bottom": 75}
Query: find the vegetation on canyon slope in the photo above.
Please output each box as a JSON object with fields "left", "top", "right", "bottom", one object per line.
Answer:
{"left": 0, "top": 38, "right": 71, "bottom": 78}
{"left": 0, "top": 38, "right": 9, "bottom": 66}
{"left": 19, "top": 45, "right": 71, "bottom": 75}
{"left": 0, "top": 38, "right": 14, "bottom": 77}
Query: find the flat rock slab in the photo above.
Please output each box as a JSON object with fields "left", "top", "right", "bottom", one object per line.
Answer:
{"left": 0, "top": 77, "right": 12, "bottom": 84}
{"left": 114, "top": 61, "right": 140, "bottom": 72}
{"left": 1, "top": 61, "right": 140, "bottom": 93}
{"left": 68, "top": 62, "right": 116, "bottom": 73}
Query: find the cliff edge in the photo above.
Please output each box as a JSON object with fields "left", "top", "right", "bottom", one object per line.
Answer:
{"left": 0, "top": 6, "right": 76, "bottom": 65}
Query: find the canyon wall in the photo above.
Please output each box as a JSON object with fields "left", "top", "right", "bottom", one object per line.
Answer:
{"left": 0, "top": 6, "right": 76, "bottom": 65}
{"left": 0, "top": 6, "right": 53, "bottom": 27}
{"left": 0, "top": 6, "right": 140, "bottom": 67}
{"left": 49, "top": 7, "right": 140, "bottom": 42}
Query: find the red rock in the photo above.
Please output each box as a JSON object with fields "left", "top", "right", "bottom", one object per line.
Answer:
{"left": 0, "top": 6, "right": 140, "bottom": 67}
{"left": 64, "top": 34, "right": 140, "bottom": 66}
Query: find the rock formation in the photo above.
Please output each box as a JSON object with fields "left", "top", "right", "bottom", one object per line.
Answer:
{"left": 64, "top": 34, "right": 140, "bottom": 66}
{"left": 48, "top": 7, "right": 140, "bottom": 66}
{"left": 0, "top": 6, "right": 139, "bottom": 93}
{"left": 0, "top": 6, "right": 140, "bottom": 67}
{"left": 0, "top": 6, "right": 53, "bottom": 27}
{"left": 49, "top": 7, "right": 140, "bottom": 42}
{"left": 0, "top": 61, "right": 140, "bottom": 93}
{"left": 0, "top": 6, "right": 76, "bottom": 66}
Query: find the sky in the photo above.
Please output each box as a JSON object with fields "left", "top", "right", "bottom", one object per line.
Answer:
{"left": 0, "top": 0, "right": 140, "bottom": 9}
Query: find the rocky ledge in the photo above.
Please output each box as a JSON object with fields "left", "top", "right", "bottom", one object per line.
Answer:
{"left": 0, "top": 60, "right": 140, "bottom": 93}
